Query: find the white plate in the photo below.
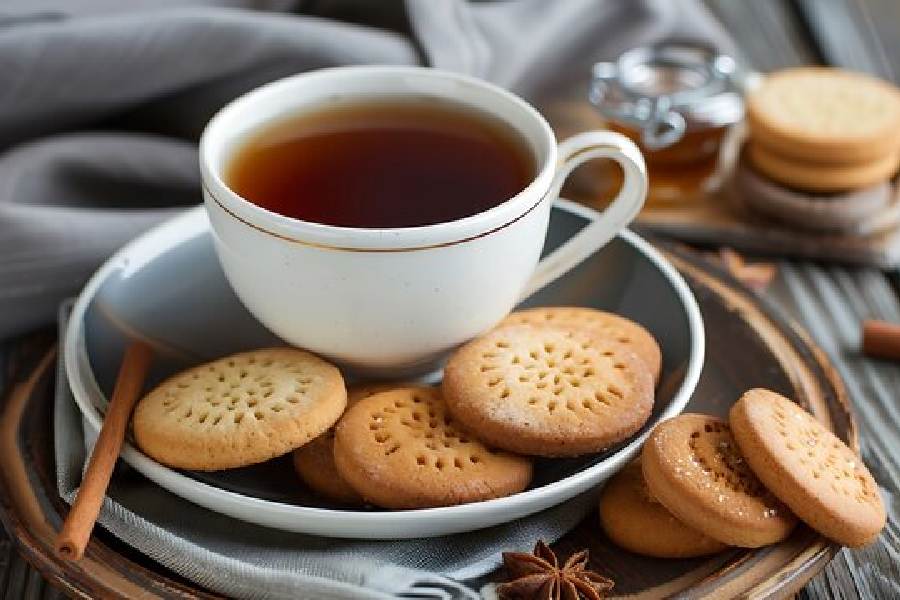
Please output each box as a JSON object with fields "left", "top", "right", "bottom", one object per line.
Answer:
{"left": 64, "top": 200, "right": 703, "bottom": 539}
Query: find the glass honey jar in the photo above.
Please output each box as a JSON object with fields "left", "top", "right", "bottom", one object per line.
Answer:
{"left": 589, "top": 42, "right": 745, "bottom": 208}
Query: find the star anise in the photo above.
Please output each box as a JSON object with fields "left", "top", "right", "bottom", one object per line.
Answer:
{"left": 497, "top": 540, "right": 614, "bottom": 600}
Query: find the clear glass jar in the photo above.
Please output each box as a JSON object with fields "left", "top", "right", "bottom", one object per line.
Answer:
{"left": 590, "top": 42, "right": 745, "bottom": 207}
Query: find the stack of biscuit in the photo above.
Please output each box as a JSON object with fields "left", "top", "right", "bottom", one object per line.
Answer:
{"left": 599, "top": 388, "right": 886, "bottom": 558}
{"left": 734, "top": 67, "right": 900, "bottom": 236}
{"left": 132, "top": 307, "right": 662, "bottom": 511}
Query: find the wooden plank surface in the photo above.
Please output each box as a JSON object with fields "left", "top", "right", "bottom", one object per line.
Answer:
{"left": 795, "top": 0, "right": 898, "bottom": 82}
{"left": 705, "top": 0, "right": 821, "bottom": 70}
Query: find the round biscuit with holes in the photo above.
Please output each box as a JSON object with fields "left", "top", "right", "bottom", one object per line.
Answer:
{"left": 642, "top": 414, "right": 797, "bottom": 547}
{"left": 747, "top": 67, "right": 900, "bottom": 164}
{"left": 333, "top": 387, "right": 532, "bottom": 509}
{"left": 442, "top": 324, "right": 655, "bottom": 457}
{"left": 133, "top": 348, "right": 346, "bottom": 471}
{"left": 599, "top": 461, "right": 729, "bottom": 558}
{"left": 498, "top": 307, "right": 662, "bottom": 382}
{"left": 292, "top": 382, "right": 410, "bottom": 505}
{"left": 730, "top": 389, "right": 885, "bottom": 547}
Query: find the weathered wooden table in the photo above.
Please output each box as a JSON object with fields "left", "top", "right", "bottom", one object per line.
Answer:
{"left": 1, "top": 1, "right": 898, "bottom": 598}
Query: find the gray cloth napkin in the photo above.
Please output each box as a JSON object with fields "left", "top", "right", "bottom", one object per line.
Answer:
{"left": 0, "top": 0, "right": 732, "bottom": 339}
{"left": 22, "top": 1, "right": 733, "bottom": 598}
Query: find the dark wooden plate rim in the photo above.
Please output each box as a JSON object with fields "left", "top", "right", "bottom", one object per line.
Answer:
{"left": 0, "top": 243, "right": 852, "bottom": 599}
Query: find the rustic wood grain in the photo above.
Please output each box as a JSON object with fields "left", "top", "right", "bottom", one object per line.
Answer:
{"left": 705, "top": 0, "right": 821, "bottom": 70}
{"left": 795, "top": 0, "right": 898, "bottom": 82}
{"left": 705, "top": 2, "right": 900, "bottom": 599}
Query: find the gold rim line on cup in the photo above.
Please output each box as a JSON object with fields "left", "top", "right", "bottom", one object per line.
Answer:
{"left": 204, "top": 182, "right": 550, "bottom": 253}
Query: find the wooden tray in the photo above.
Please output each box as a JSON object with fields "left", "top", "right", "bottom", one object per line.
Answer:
{"left": 0, "top": 243, "right": 852, "bottom": 599}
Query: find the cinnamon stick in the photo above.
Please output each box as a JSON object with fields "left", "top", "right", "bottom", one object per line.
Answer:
{"left": 862, "top": 320, "right": 900, "bottom": 361}
{"left": 56, "top": 341, "right": 152, "bottom": 560}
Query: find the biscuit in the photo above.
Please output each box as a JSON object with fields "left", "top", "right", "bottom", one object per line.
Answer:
{"left": 599, "top": 461, "right": 729, "bottom": 558}
{"left": 730, "top": 389, "right": 886, "bottom": 547}
{"left": 499, "top": 307, "right": 662, "bottom": 382}
{"left": 642, "top": 414, "right": 796, "bottom": 547}
{"left": 735, "top": 152, "right": 893, "bottom": 233}
{"left": 292, "top": 383, "right": 404, "bottom": 505}
{"left": 747, "top": 142, "right": 898, "bottom": 193}
{"left": 747, "top": 67, "right": 900, "bottom": 164}
{"left": 133, "top": 348, "right": 346, "bottom": 471}
{"left": 333, "top": 387, "right": 532, "bottom": 509}
{"left": 443, "top": 324, "right": 655, "bottom": 457}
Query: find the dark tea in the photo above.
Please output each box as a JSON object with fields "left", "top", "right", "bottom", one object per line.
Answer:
{"left": 226, "top": 99, "right": 534, "bottom": 228}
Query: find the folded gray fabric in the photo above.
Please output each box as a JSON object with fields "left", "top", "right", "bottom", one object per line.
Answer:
{"left": 26, "top": 1, "right": 733, "bottom": 598}
{"left": 0, "top": 0, "right": 731, "bottom": 339}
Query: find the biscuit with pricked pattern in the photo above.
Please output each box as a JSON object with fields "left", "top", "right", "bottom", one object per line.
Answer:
{"left": 133, "top": 348, "right": 346, "bottom": 471}
{"left": 730, "top": 389, "right": 885, "bottom": 548}
{"left": 443, "top": 324, "right": 654, "bottom": 457}
{"left": 333, "top": 387, "right": 532, "bottom": 509}
{"left": 747, "top": 67, "right": 900, "bottom": 164}
{"left": 599, "top": 461, "right": 730, "bottom": 558}
{"left": 642, "top": 413, "right": 796, "bottom": 548}
{"left": 292, "top": 382, "right": 411, "bottom": 505}
{"left": 499, "top": 307, "right": 662, "bottom": 382}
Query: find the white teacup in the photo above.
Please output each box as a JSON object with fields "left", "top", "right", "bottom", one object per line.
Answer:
{"left": 200, "top": 66, "right": 647, "bottom": 376}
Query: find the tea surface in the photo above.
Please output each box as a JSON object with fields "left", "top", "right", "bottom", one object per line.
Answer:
{"left": 226, "top": 99, "right": 534, "bottom": 228}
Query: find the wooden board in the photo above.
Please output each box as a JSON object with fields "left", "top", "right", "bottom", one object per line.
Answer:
{"left": 0, "top": 244, "right": 854, "bottom": 599}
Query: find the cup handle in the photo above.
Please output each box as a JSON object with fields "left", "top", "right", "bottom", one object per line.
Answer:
{"left": 520, "top": 131, "right": 647, "bottom": 300}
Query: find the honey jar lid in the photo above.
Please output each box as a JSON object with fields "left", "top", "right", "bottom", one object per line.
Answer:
{"left": 590, "top": 41, "right": 746, "bottom": 150}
